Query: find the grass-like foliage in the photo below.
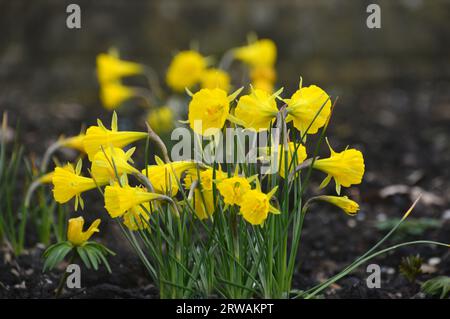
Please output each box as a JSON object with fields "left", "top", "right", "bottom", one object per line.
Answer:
{"left": 421, "top": 276, "right": 450, "bottom": 299}
{"left": 0, "top": 113, "right": 29, "bottom": 254}
{"left": 376, "top": 217, "right": 442, "bottom": 239}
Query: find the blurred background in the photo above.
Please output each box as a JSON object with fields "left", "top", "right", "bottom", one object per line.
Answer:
{"left": 0, "top": 0, "right": 449, "bottom": 298}
{"left": 1, "top": 0, "right": 449, "bottom": 186}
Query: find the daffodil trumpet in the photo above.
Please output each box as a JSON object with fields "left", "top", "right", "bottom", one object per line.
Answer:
{"left": 96, "top": 50, "right": 144, "bottom": 84}
{"left": 313, "top": 138, "right": 365, "bottom": 195}
{"left": 83, "top": 112, "right": 148, "bottom": 161}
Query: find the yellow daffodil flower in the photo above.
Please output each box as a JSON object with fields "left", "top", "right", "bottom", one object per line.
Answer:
{"left": 166, "top": 50, "right": 207, "bottom": 92}
{"left": 250, "top": 65, "right": 276, "bottom": 83}
{"left": 96, "top": 52, "right": 143, "bottom": 84}
{"left": 184, "top": 166, "right": 227, "bottom": 191}
{"left": 142, "top": 157, "right": 198, "bottom": 195}
{"left": 99, "top": 81, "right": 136, "bottom": 110}
{"left": 315, "top": 195, "right": 359, "bottom": 216}
{"left": 313, "top": 138, "right": 365, "bottom": 194}
{"left": 268, "top": 142, "right": 307, "bottom": 178}
{"left": 250, "top": 65, "right": 276, "bottom": 93}
{"left": 39, "top": 171, "right": 55, "bottom": 184}
{"left": 251, "top": 80, "right": 274, "bottom": 94}
{"left": 59, "top": 134, "right": 86, "bottom": 153}
{"left": 52, "top": 160, "right": 97, "bottom": 210}
{"left": 184, "top": 166, "right": 227, "bottom": 220}
{"left": 67, "top": 216, "right": 101, "bottom": 246}
{"left": 217, "top": 175, "right": 251, "bottom": 206}
{"left": 285, "top": 84, "right": 331, "bottom": 135}
{"left": 91, "top": 147, "right": 139, "bottom": 184}
{"left": 147, "top": 106, "right": 174, "bottom": 135}
{"left": 191, "top": 188, "right": 215, "bottom": 220}
{"left": 234, "top": 39, "right": 277, "bottom": 68}
{"left": 233, "top": 87, "right": 282, "bottom": 130}
{"left": 38, "top": 163, "right": 73, "bottom": 184}
{"left": 83, "top": 112, "right": 147, "bottom": 160}
{"left": 239, "top": 186, "right": 279, "bottom": 226}
{"left": 122, "top": 202, "right": 151, "bottom": 231}
{"left": 104, "top": 183, "right": 161, "bottom": 218}
{"left": 201, "top": 68, "right": 231, "bottom": 92}
{"left": 188, "top": 87, "right": 242, "bottom": 136}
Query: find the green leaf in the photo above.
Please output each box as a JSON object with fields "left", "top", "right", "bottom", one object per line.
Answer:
{"left": 79, "top": 242, "right": 114, "bottom": 273}
{"left": 421, "top": 276, "right": 450, "bottom": 299}
{"left": 76, "top": 246, "right": 91, "bottom": 269}
{"left": 96, "top": 250, "right": 112, "bottom": 273}
{"left": 376, "top": 218, "right": 442, "bottom": 239}
{"left": 84, "top": 247, "right": 99, "bottom": 270}
{"left": 42, "top": 242, "right": 73, "bottom": 272}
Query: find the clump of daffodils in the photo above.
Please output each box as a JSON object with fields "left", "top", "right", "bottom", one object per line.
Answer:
{"left": 39, "top": 36, "right": 378, "bottom": 299}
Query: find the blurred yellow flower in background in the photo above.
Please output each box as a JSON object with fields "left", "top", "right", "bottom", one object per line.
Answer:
{"left": 96, "top": 52, "right": 143, "bottom": 84}
{"left": 285, "top": 85, "right": 331, "bottom": 135}
{"left": 83, "top": 112, "right": 147, "bottom": 160}
{"left": 67, "top": 216, "right": 101, "bottom": 246}
{"left": 313, "top": 139, "right": 365, "bottom": 194}
{"left": 91, "top": 147, "right": 138, "bottom": 184}
{"left": 166, "top": 50, "right": 207, "bottom": 92}
{"left": 147, "top": 106, "right": 174, "bottom": 135}
{"left": 100, "top": 81, "right": 136, "bottom": 110}
{"left": 251, "top": 80, "right": 274, "bottom": 93}
{"left": 201, "top": 68, "right": 231, "bottom": 92}
{"left": 250, "top": 65, "right": 276, "bottom": 83}
{"left": 250, "top": 65, "right": 276, "bottom": 93}
{"left": 234, "top": 39, "right": 277, "bottom": 68}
